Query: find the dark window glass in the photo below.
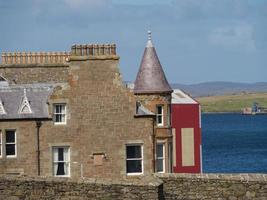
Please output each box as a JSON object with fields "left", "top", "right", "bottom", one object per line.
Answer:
{"left": 157, "top": 116, "right": 162, "bottom": 124}
{"left": 157, "top": 106, "right": 162, "bottom": 114}
{"left": 55, "top": 114, "right": 62, "bottom": 122}
{"left": 156, "top": 144, "right": 164, "bottom": 157}
{"left": 6, "top": 131, "right": 15, "bottom": 143}
{"left": 56, "top": 163, "right": 65, "bottom": 175}
{"left": 55, "top": 105, "right": 61, "bottom": 113}
{"left": 6, "top": 144, "right": 15, "bottom": 156}
{"left": 156, "top": 159, "right": 163, "bottom": 172}
{"left": 58, "top": 148, "right": 64, "bottom": 161}
{"left": 126, "top": 146, "right": 141, "bottom": 159}
{"left": 126, "top": 160, "right": 142, "bottom": 173}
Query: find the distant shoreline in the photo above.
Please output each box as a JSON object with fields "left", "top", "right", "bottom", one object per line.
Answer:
{"left": 196, "top": 92, "right": 267, "bottom": 113}
{"left": 202, "top": 112, "right": 240, "bottom": 114}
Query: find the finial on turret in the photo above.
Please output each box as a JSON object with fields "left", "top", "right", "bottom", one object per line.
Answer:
{"left": 23, "top": 88, "right": 27, "bottom": 97}
{"left": 146, "top": 30, "right": 153, "bottom": 48}
{"left": 148, "top": 30, "right": 152, "bottom": 41}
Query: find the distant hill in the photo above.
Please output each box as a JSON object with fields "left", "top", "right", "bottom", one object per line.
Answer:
{"left": 171, "top": 82, "right": 267, "bottom": 97}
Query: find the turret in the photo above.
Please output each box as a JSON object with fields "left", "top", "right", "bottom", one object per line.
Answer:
{"left": 134, "top": 31, "right": 173, "bottom": 173}
{"left": 134, "top": 31, "right": 172, "bottom": 94}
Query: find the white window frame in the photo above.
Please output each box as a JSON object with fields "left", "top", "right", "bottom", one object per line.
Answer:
{"left": 156, "top": 105, "right": 164, "bottom": 126}
{"left": 52, "top": 146, "right": 70, "bottom": 177}
{"left": 53, "top": 104, "right": 67, "bottom": 125}
{"left": 156, "top": 143, "right": 165, "bottom": 173}
{"left": 5, "top": 130, "right": 16, "bottom": 158}
{"left": 126, "top": 144, "right": 143, "bottom": 175}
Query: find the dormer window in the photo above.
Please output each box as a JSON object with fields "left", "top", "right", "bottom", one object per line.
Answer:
{"left": 156, "top": 105, "right": 164, "bottom": 126}
{"left": 53, "top": 104, "right": 66, "bottom": 125}
{"left": 18, "top": 89, "right": 32, "bottom": 114}
{"left": 0, "top": 99, "right": 6, "bottom": 115}
{"left": 0, "top": 75, "right": 9, "bottom": 87}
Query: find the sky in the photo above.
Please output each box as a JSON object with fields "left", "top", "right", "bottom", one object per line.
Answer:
{"left": 0, "top": 0, "right": 266, "bottom": 84}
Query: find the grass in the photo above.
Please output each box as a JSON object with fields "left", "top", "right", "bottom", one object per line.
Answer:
{"left": 196, "top": 92, "right": 267, "bottom": 113}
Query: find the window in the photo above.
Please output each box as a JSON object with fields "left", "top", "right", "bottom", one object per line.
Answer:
{"left": 156, "top": 105, "right": 164, "bottom": 126}
{"left": 5, "top": 130, "right": 16, "bottom": 157}
{"left": 156, "top": 143, "right": 165, "bottom": 173}
{"left": 53, "top": 104, "right": 66, "bottom": 124}
{"left": 126, "top": 144, "right": 143, "bottom": 175}
{"left": 52, "top": 147, "right": 70, "bottom": 177}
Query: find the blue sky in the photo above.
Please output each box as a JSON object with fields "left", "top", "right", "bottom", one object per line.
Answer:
{"left": 0, "top": 0, "right": 266, "bottom": 84}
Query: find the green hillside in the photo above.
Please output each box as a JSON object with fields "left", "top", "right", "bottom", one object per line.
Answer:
{"left": 196, "top": 93, "right": 267, "bottom": 113}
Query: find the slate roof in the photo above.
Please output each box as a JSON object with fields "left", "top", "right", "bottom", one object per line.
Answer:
{"left": 136, "top": 102, "right": 155, "bottom": 116}
{"left": 0, "top": 83, "right": 54, "bottom": 120}
{"left": 134, "top": 32, "right": 173, "bottom": 94}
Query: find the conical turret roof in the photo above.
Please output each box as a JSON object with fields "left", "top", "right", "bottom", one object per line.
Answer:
{"left": 134, "top": 31, "right": 172, "bottom": 94}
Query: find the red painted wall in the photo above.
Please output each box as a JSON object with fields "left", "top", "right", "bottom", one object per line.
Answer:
{"left": 171, "top": 104, "right": 202, "bottom": 173}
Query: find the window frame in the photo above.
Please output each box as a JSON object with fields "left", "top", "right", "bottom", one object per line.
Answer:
{"left": 5, "top": 130, "right": 16, "bottom": 158}
{"left": 156, "top": 143, "right": 165, "bottom": 173}
{"left": 52, "top": 146, "right": 70, "bottom": 177}
{"left": 156, "top": 105, "right": 164, "bottom": 126}
{"left": 126, "top": 144, "right": 143, "bottom": 175}
{"left": 53, "top": 104, "right": 67, "bottom": 125}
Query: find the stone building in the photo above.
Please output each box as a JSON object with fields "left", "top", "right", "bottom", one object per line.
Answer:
{"left": 0, "top": 32, "right": 175, "bottom": 179}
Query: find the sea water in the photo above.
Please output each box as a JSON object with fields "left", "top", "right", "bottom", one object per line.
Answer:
{"left": 202, "top": 113, "right": 267, "bottom": 173}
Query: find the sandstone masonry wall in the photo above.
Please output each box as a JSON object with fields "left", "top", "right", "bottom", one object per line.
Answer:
{"left": 0, "top": 64, "right": 69, "bottom": 84}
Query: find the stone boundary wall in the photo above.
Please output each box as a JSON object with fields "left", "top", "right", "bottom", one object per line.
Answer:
{"left": 157, "top": 173, "right": 267, "bottom": 200}
{"left": 0, "top": 174, "right": 266, "bottom": 199}
{"left": 0, "top": 175, "right": 161, "bottom": 200}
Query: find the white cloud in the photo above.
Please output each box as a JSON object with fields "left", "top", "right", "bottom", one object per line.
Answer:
{"left": 209, "top": 24, "right": 256, "bottom": 52}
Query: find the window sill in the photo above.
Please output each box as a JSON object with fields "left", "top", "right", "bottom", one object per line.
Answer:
{"left": 6, "top": 156, "right": 17, "bottom": 159}
{"left": 54, "top": 175, "right": 70, "bottom": 178}
{"left": 53, "top": 123, "right": 67, "bottom": 126}
{"left": 126, "top": 172, "right": 143, "bottom": 176}
{"left": 156, "top": 126, "right": 171, "bottom": 129}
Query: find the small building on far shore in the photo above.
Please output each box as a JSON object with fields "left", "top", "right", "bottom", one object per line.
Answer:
{"left": 171, "top": 89, "right": 202, "bottom": 173}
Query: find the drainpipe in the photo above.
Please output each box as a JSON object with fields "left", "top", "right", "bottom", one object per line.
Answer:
{"left": 36, "top": 120, "right": 42, "bottom": 176}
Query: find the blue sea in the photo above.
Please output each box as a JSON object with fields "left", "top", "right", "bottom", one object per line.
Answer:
{"left": 202, "top": 113, "right": 267, "bottom": 173}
